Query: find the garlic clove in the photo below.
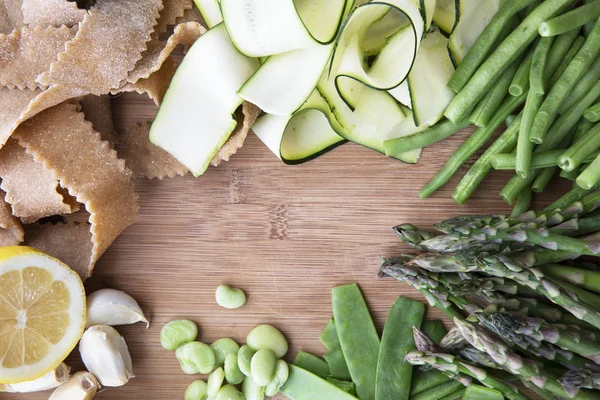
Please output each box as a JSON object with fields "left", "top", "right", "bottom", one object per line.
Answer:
{"left": 49, "top": 371, "right": 99, "bottom": 400}
{"left": 79, "top": 325, "right": 134, "bottom": 387}
{"left": 0, "top": 363, "right": 70, "bottom": 393}
{"left": 86, "top": 288, "right": 149, "bottom": 328}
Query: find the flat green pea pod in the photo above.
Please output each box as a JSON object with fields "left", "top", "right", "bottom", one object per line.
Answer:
{"left": 265, "top": 360, "right": 289, "bottom": 396}
{"left": 160, "top": 319, "right": 198, "bottom": 351}
{"left": 211, "top": 338, "right": 240, "bottom": 367}
{"left": 251, "top": 348, "right": 277, "bottom": 386}
{"left": 238, "top": 345, "right": 256, "bottom": 376}
{"left": 215, "top": 384, "right": 244, "bottom": 400}
{"left": 207, "top": 367, "right": 225, "bottom": 398}
{"left": 185, "top": 380, "right": 208, "bottom": 400}
{"left": 224, "top": 353, "right": 245, "bottom": 385}
{"left": 246, "top": 324, "right": 288, "bottom": 358}
{"left": 215, "top": 285, "right": 246, "bottom": 309}
{"left": 176, "top": 342, "right": 216, "bottom": 374}
{"left": 242, "top": 375, "right": 265, "bottom": 400}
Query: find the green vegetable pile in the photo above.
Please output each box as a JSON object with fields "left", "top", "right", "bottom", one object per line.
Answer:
{"left": 381, "top": 192, "right": 600, "bottom": 399}
{"left": 388, "top": 0, "right": 600, "bottom": 212}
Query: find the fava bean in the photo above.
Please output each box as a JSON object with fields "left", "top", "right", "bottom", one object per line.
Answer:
{"left": 207, "top": 367, "right": 225, "bottom": 398}
{"left": 246, "top": 325, "right": 288, "bottom": 358}
{"left": 176, "top": 342, "right": 216, "bottom": 374}
{"left": 251, "top": 348, "right": 277, "bottom": 386}
{"left": 211, "top": 338, "right": 240, "bottom": 367}
{"left": 238, "top": 345, "right": 256, "bottom": 376}
{"left": 160, "top": 319, "right": 198, "bottom": 351}
{"left": 215, "top": 384, "right": 244, "bottom": 400}
{"left": 224, "top": 353, "right": 245, "bottom": 385}
{"left": 185, "top": 380, "right": 208, "bottom": 400}
{"left": 242, "top": 375, "right": 265, "bottom": 400}
{"left": 265, "top": 360, "right": 290, "bottom": 396}
{"left": 215, "top": 285, "right": 246, "bottom": 309}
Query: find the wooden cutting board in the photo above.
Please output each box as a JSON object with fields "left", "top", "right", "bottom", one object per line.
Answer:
{"left": 8, "top": 93, "right": 568, "bottom": 399}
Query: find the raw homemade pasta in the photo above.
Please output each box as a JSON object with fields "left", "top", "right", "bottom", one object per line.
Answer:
{"left": 21, "top": 0, "right": 87, "bottom": 26}
{"left": 155, "top": 0, "right": 193, "bottom": 34}
{"left": 0, "top": 87, "right": 39, "bottom": 147}
{"left": 0, "top": 189, "right": 23, "bottom": 246}
{"left": 212, "top": 102, "right": 262, "bottom": 166}
{"left": 80, "top": 94, "right": 117, "bottom": 145}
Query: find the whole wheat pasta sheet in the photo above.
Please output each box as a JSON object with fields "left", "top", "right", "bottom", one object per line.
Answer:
{"left": 80, "top": 94, "right": 117, "bottom": 145}
{"left": 155, "top": 0, "right": 193, "bottom": 35}
{"left": 0, "top": 87, "right": 39, "bottom": 147}
{"left": 21, "top": 0, "right": 87, "bottom": 27}
{"left": 0, "top": 189, "right": 23, "bottom": 246}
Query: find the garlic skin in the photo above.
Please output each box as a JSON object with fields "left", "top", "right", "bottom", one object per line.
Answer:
{"left": 86, "top": 288, "right": 149, "bottom": 328}
{"left": 0, "top": 363, "right": 70, "bottom": 393}
{"left": 79, "top": 325, "right": 134, "bottom": 387}
{"left": 49, "top": 371, "right": 99, "bottom": 400}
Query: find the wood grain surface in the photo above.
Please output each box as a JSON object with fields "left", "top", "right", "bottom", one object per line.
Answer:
{"left": 3, "top": 93, "right": 569, "bottom": 399}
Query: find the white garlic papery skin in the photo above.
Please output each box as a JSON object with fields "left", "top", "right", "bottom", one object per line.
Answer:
{"left": 86, "top": 288, "right": 149, "bottom": 328}
{"left": 79, "top": 325, "right": 134, "bottom": 387}
{"left": 0, "top": 363, "right": 70, "bottom": 393}
{"left": 49, "top": 371, "right": 99, "bottom": 400}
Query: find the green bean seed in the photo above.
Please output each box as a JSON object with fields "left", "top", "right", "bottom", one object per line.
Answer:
{"left": 237, "top": 345, "right": 256, "bottom": 377}
{"left": 246, "top": 325, "right": 288, "bottom": 358}
{"left": 160, "top": 319, "right": 198, "bottom": 351}
{"left": 207, "top": 367, "right": 225, "bottom": 398}
{"left": 215, "top": 285, "right": 246, "bottom": 309}
{"left": 251, "top": 348, "right": 278, "bottom": 386}
{"left": 265, "top": 360, "right": 290, "bottom": 397}
{"left": 176, "top": 342, "right": 216, "bottom": 374}
{"left": 185, "top": 380, "right": 208, "bottom": 400}
{"left": 211, "top": 338, "right": 240, "bottom": 367}
{"left": 224, "top": 353, "right": 245, "bottom": 385}
{"left": 242, "top": 375, "right": 266, "bottom": 400}
{"left": 215, "top": 384, "right": 244, "bottom": 400}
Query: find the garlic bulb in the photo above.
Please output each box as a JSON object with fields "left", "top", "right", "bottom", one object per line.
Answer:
{"left": 79, "top": 325, "right": 134, "bottom": 387}
{"left": 0, "top": 363, "right": 70, "bottom": 393}
{"left": 86, "top": 288, "right": 149, "bottom": 328}
{"left": 49, "top": 371, "right": 99, "bottom": 400}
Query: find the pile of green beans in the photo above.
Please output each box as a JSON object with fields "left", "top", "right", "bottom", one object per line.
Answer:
{"left": 384, "top": 0, "right": 600, "bottom": 213}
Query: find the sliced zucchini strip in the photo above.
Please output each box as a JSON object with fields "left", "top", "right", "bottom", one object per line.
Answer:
{"left": 220, "top": 0, "right": 346, "bottom": 57}
{"left": 149, "top": 24, "right": 259, "bottom": 176}
{"left": 253, "top": 91, "right": 345, "bottom": 164}
{"left": 388, "top": 81, "right": 412, "bottom": 109}
{"left": 448, "top": 0, "right": 501, "bottom": 64}
{"left": 193, "top": 0, "right": 222, "bottom": 29}
{"left": 386, "top": 107, "right": 426, "bottom": 163}
{"left": 420, "top": 0, "right": 437, "bottom": 29}
{"left": 432, "top": 0, "right": 458, "bottom": 34}
{"left": 408, "top": 28, "right": 455, "bottom": 126}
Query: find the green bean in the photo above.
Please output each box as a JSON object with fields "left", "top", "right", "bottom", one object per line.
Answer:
{"left": 532, "top": 167, "right": 556, "bottom": 192}
{"left": 246, "top": 325, "right": 288, "bottom": 358}
{"left": 383, "top": 119, "right": 471, "bottom": 157}
{"left": 539, "top": 0, "right": 600, "bottom": 37}
{"left": 545, "top": 25, "right": 581, "bottom": 75}
{"left": 237, "top": 345, "right": 255, "bottom": 377}
{"left": 559, "top": 123, "right": 600, "bottom": 171}
{"left": 575, "top": 118, "right": 597, "bottom": 142}
{"left": 439, "top": 389, "right": 466, "bottom": 400}
{"left": 251, "top": 348, "right": 278, "bottom": 386}
{"left": 224, "top": 353, "right": 244, "bottom": 385}
{"left": 176, "top": 342, "right": 216, "bottom": 374}
{"left": 280, "top": 365, "right": 358, "bottom": 400}
{"left": 462, "top": 384, "right": 504, "bottom": 400}
{"left": 500, "top": 173, "right": 536, "bottom": 204}
{"left": 531, "top": 36, "right": 554, "bottom": 96}
{"left": 411, "top": 381, "right": 466, "bottom": 400}
{"left": 531, "top": 19, "right": 600, "bottom": 144}
{"left": 585, "top": 102, "right": 600, "bottom": 122}
{"left": 265, "top": 360, "right": 290, "bottom": 396}
{"left": 211, "top": 338, "right": 240, "bottom": 367}
{"left": 451, "top": 112, "right": 523, "bottom": 204}
{"left": 577, "top": 153, "right": 600, "bottom": 189}
{"left": 444, "top": 0, "right": 577, "bottom": 123}
{"left": 375, "top": 297, "right": 425, "bottom": 400}
{"left": 215, "top": 384, "right": 244, "bottom": 400}
{"left": 422, "top": 93, "right": 526, "bottom": 199}
{"left": 517, "top": 91, "right": 543, "bottom": 177}
{"left": 511, "top": 186, "right": 533, "bottom": 216}
{"left": 215, "top": 284, "right": 246, "bottom": 309}
{"left": 493, "top": 149, "right": 600, "bottom": 170}
{"left": 549, "top": 36, "right": 586, "bottom": 86}
{"left": 471, "top": 58, "right": 521, "bottom": 127}
{"left": 561, "top": 165, "right": 581, "bottom": 180}
{"left": 207, "top": 367, "right": 225, "bottom": 397}
{"left": 447, "top": 0, "right": 540, "bottom": 93}
{"left": 410, "top": 321, "right": 450, "bottom": 396}
{"left": 559, "top": 56, "right": 600, "bottom": 113}
{"left": 506, "top": 115, "right": 517, "bottom": 127}
{"left": 543, "top": 183, "right": 592, "bottom": 212}
{"left": 332, "top": 283, "right": 380, "bottom": 400}
{"left": 293, "top": 351, "right": 330, "bottom": 379}
{"left": 242, "top": 376, "right": 265, "bottom": 400}
{"left": 185, "top": 380, "right": 208, "bottom": 400}
{"left": 160, "top": 319, "right": 198, "bottom": 351}
{"left": 509, "top": 50, "right": 534, "bottom": 96}
{"left": 326, "top": 378, "right": 356, "bottom": 395}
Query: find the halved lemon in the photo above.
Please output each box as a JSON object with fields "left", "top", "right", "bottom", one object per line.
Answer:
{"left": 0, "top": 246, "right": 86, "bottom": 384}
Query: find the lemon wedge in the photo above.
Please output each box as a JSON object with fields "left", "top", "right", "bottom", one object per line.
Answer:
{"left": 0, "top": 246, "right": 86, "bottom": 384}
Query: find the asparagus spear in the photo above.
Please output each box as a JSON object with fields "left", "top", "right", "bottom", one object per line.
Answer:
{"left": 392, "top": 224, "right": 436, "bottom": 250}
{"left": 559, "top": 369, "right": 600, "bottom": 397}
{"left": 453, "top": 318, "right": 600, "bottom": 399}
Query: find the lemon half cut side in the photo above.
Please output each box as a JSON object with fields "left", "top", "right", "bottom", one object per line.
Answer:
{"left": 0, "top": 246, "right": 86, "bottom": 384}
